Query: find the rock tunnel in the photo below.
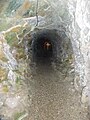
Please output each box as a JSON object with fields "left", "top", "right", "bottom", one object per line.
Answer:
{"left": 25, "top": 28, "right": 73, "bottom": 67}
{"left": 0, "top": 0, "right": 90, "bottom": 120}
{"left": 31, "top": 29, "right": 55, "bottom": 63}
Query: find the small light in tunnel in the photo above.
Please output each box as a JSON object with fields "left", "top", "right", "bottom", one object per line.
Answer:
{"left": 44, "top": 41, "right": 52, "bottom": 50}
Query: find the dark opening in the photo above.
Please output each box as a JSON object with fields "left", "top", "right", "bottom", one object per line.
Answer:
{"left": 31, "top": 29, "right": 57, "bottom": 64}
{"left": 24, "top": 29, "right": 73, "bottom": 67}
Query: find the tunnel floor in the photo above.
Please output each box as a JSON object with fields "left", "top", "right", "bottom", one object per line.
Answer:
{"left": 26, "top": 63, "right": 88, "bottom": 120}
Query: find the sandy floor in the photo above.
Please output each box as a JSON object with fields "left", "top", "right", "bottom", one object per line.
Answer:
{"left": 26, "top": 63, "right": 88, "bottom": 120}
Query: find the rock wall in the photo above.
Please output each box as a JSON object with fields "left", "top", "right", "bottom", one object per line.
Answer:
{"left": 68, "top": 0, "right": 90, "bottom": 105}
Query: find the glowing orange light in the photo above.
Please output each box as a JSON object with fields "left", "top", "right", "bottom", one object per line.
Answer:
{"left": 44, "top": 42, "right": 51, "bottom": 50}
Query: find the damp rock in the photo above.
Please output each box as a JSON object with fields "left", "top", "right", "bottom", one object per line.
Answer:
{"left": 5, "top": 96, "right": 20, "bottom": 109}
{"left": 7, "top": 70, "right": 16, "bottom": 85}
{"left": 81, "top": 87, "right": 89, "bottom": 104}
{"left": 0, "top": 101, "right": 3, "bottom": 108}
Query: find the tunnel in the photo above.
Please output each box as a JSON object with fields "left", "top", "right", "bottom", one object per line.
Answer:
{"left": 31, "top": 29, "right": 57, "bottom": 64}
{"left": 26, "top": 28, "right": 72, "bottom": 66}
{"left": 0, "top": 0, "right": 90, "bottom": 119}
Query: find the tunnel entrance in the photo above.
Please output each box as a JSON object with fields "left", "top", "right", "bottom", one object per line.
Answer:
{"left": 24, "top": 28, "right": 73, "bottom": 67}
{"left": 31, "top": 29, "right": 56, "bottom": 64}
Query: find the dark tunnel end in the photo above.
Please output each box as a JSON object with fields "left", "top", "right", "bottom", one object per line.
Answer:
{"left": 24, "top": 28, "right": 73, "bottom": 66}
{"left": 31, "top": 29, "right": 58, "bottom": 64}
